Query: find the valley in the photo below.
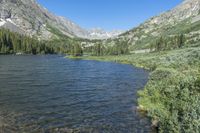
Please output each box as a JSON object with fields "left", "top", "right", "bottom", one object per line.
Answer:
{"left": 0, "top": 0, "right": 200, "bottom": 132}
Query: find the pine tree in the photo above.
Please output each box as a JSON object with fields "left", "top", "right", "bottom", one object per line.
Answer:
{"left": 178, "top": 34, "right": 185, "bottom": 48}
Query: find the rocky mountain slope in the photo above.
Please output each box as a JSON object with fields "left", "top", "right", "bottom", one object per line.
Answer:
{"left": 0, "top": 0, "right": 199, "bottom": 42}
{"left": 88, "top": 28, "right": 124, "bottom": 39}
{"left": 0, "top": 0, "right": 121, "bottom": 40}
{"left": 109, "top": 0, "right": 200, "bottom": 51}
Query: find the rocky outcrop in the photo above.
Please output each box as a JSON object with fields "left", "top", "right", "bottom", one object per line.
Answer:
{"left": 0, "top": 0, "right": 71, "bottom": 39}
{"left": 0, "top": 0, "right": 121, "bottom": 40}
{"left": 115, "top": 0, "right": 200, "bottom": 50}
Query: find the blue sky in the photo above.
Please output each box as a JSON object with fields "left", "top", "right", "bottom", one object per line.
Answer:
{"left": 37, "top": 0, "right": 183, "bottom": 31}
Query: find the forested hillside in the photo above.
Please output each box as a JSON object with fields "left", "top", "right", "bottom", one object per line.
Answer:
{"left": 0, "top": 28, "right": 89, "bottom": 55}
{"left": 0, "top": 29, "right": 55, "bottom": 54}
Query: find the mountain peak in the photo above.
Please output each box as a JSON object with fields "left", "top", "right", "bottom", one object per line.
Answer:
{"left": 116, "top": 0, "right": 200, "bottom": 51}
{"left": 88, "top": 28, "right": 124, "bottom": 39}
{"left": 0, "top": 0, "right": 122, "bottom": 39}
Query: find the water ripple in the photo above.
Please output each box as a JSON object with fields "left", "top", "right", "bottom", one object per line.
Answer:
{"left": 0, "top": 55, "right": 151, "bottom": 133}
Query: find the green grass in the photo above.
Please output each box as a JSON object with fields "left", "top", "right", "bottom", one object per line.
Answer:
{"left": 73, "top": 47, "right": 200, "bottom": 132}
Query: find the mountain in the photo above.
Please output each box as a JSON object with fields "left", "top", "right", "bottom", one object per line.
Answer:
{"left": 110, "top": 0, "right": 200, "bottom": 51}
{"left": 1, "top": 0, "right": 199, "bottom": 45}
{"left": 87, "top": 28, "right": 124, "bottom": 39}
{"left": 0, "top": 0, "right": 121, "bottom": 40}
{"left": 0, "top": 0, "right": 87, "bottom": 39}
{"left": 80, "top": 1, "right": 200, "bottom": 132}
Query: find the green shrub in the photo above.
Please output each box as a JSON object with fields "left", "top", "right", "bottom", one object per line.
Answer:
{"left": 139, "top": 72, "right": 200, "bottom": 132}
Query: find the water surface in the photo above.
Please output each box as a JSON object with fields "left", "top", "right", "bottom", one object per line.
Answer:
{"left": 0, "top": 55, "right": 150, "bottom": 133}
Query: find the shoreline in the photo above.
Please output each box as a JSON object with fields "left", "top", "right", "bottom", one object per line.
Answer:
{"left": 66, "top": 55, "right": 155, "bottom": 125}
{"left": 67, "top": 55, "right": 151, "bottom": 70}
{"left": 66, "top": 47, "right": 200, "bottom": 131}
{"left": 0, "top": 55, "right": 153, "bottom": 132}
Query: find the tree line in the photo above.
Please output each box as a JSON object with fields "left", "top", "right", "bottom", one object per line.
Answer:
{"left": 84, "top": 40, "right": 130, "bottom": 56}
{"left": 150, "top": 34, "right": 185, "bottom": 52}
{"left": 0, "top": 28, "right": 54, "bottom": 54}
{"left": 0, "top": 28, "right": 84, "bottom": 56}
{"left": 0, "top": 28, "right": 144, "bottom": 57}
{"left": 0, "top": 28, "right": 186, "bottom": 56}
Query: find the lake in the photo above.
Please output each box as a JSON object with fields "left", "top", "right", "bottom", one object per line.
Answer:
{"left": 0, "top": 55, "right": 151, "bottom": 133}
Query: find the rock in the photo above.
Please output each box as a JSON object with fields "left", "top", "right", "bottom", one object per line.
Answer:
{"left": 151, "top": 119, "right": 159, "bottom": 128}
{"left": 0, "top": 0, "right": 123, "bottom": 39}
{"left": 115, "top": 0, "right": 200, "bottom": 49}
{"left": 137, "top": 105, "right": 147, "bottom": 112}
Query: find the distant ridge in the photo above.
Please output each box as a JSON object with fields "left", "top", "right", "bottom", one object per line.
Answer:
{"left": 0, "top": 0, "right": 122, "bottom": 40}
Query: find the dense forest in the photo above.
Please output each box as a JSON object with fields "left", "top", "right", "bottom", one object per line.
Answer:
{"left": 0, "top": 28, "right": 86, "bottom": 56}
{"left": 0, "top": 28, "right": 188, "bottom": 57}
{"left": 0, "top": 28, "right": 131, "bottom": 56}
{"left": 150, "top": 34, "right": 185, "bottom": 52}
{"left": 0, "top": 29, "right": 55, "bottom": 54}
{"left": 84, "top": 40, "right": 130, "bottom": 56}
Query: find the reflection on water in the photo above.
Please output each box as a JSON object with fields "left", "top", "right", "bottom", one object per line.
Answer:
{"left": 0, "top": 55, "right": 151, "bottom": 133}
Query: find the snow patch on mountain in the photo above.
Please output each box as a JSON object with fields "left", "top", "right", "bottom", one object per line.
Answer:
{"left": 88, "top": 28, "right": 124, "bottom": 39}
{"left": 0, "top": 19, "right": 6, "bottom": 26}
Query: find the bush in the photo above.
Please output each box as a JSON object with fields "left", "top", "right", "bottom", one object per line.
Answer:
{"left": 139, "top": 71, "right": 200, "bottom": 132}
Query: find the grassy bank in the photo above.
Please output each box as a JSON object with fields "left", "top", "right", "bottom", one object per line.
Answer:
{"left": 70, "top": 47, "right": 200, "bottom": 132}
